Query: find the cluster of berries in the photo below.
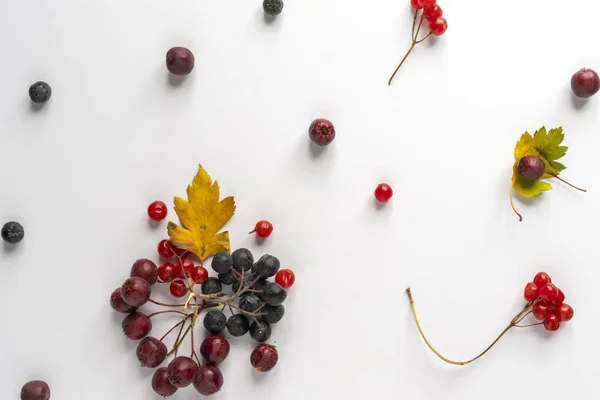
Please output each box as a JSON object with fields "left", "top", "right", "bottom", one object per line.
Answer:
{"left": 524, "top": 272, "right": 574, "bottom": 331}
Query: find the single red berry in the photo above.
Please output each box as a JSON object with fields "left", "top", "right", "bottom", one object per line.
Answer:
{"left": 253, "top": 220, "right": 274, "bottom": 238}
{"left": 418, "top": 0, "right": 436, "bottom": 7}
{"left": 539, "top": 283, "right": 560, "bottom": 304}
{"left": 157, "top": 239, "right": 175, "bottom": 258}
{"left": 166, "top": 47, "right": 195, "bottom": 76}
{"left": 172, "top": 263, "right": 185, "bottom": 279}
{"left": 200, "top": 334, "right": 231, "bottom": 364}
{"left": 110, "top": 287, "right": 138, "bottom": 313}
{"left": 148, "top": 201, "right": 168, "bottom": 221}
{"left": 571, "top": 68, "right": 600, "bottom": 98}
{"left": 181, "top": 258, "right": 195, "bottom": 274}
{"left": 429, "top": 17, "right": 448, "bottom": 36}
{"left": 410, "top": 0, "right": 423, "bottom": 9}
{"left": 523, "top": 282, "right": 539, "bottom": 302}
{"left": 544, "top": 314, "right": 561, "bottom": 331}
{"left": 170, "top": 279, "right": 188, "bottom": 298}
{"left": 308, "top": 118, "right": 336, "bottom": 146}
{"left": 171, "top": 244, "right": 189, "bottom": 258}
{"left": 532, "top": 301, "right": 552, "bottom": 321}
{"left": 533, "top": 272, "right": 552, "bottom": 288}
{"left": 250, "top": 344, "right": 279, "bottom": 372}
{"left": 374, "top": 183, "right": 393, "bottom": 203}
{"left": 423, "top": 4, "right": 443, "bottom": 20}
{"left": 190, "top": 266, "right": 209, "bottom": 284}
{"left": 555, "top": 303, "right": 574, "bottom": 322}
{"left": 552, "top": 288, "right": 565, "bottom": 306}
{"left": 275, "top": 269, "right": 295, "bottom": 289}
{"left": 158, "top": 262, "right": 177, "bottom": 282}
{"left": 121, "top": 277, "right": 151, "bottom": 307}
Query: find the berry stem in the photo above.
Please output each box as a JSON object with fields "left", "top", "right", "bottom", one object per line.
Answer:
{"left": 411, "top": 8, "right": 418, "bottom": 39}
{"left": 169, "top": 322, "right": 193, "bottom": 356}
{"left": 388, "top": 14, "right": 432, "bottom": 85}
{"left": 159, "top": 319, "right": 187, "bottom": 342}
{"left": 509, "top": 188, "right": 523, "bottom": 222}
{"left": 548, "top": 173, "right": 587, "bottom": 192}
{"left": 514, "top": 322, "right": 543, "bottom": 328}
{"left": 148, "top": 298, "right": 188, "bottom": 307}
{"left": 415, "top": 32, "right": 432, "bottom": 44}
{"left": 148, "top": 310, "right": 188, "bottom": 318}
{"left": 248, "top": 229, "right": 256, "bottom": 234}
{"left": 172, "top": 318, "right": 188, "bottom": 357}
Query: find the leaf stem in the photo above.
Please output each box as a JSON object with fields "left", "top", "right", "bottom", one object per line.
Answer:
{"left": 548, "top": 173, "right": 587, "bottom": 192}
{"left": 509, "top": 188, "right": 523, "bottom": 222}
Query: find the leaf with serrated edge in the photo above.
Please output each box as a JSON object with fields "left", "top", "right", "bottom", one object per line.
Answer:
{"left": 513, "top": 176, "right": 552, "bottom": 198}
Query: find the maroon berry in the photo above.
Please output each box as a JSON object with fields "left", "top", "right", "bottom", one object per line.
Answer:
{"left": 137, "top": 337, "right": 168, "bottom": 367}
{"left": 121, "top": 277, "right": 151, "bottom": 307}
{"left": 122, "top": 312, "right": 152, "bottom": 340}
{"left": 250, "top": 343, "right": 279, "bottom": 372}
{"left": 110, "top": 287, "right": 137, "bottom": 313}
{"left": 571, "top": 68, "right": 600, "bottom": 98}
{"left": 517, "top": 155, "right": 545, "bottom": 182}
{"left": 152, "top": 367, "right": 178, "bottom": 397}
{"left": 193, "top": 364, "right": 224, "bottom": 396}
{"left": 166, "top": 47, "right": 195, "bottom": 75}
{"left": 130, "top": 258, "right": 158, "bottom": 286}
{"left": 167, "top": 356, "right": 197, "bottom": 388}
{"left": 20, "top": 380, "right": 50, "bottom": 400}
{"left": 200, "top": 334, "right": 230, "bottom": 364}
{"left": 308, "top": 118, "right": 335, "bottom": 146}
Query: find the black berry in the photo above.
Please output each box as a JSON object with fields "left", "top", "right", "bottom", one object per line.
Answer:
{"left": 218, "top": 270, "right": 236, "bottom": 285}
{"left": 232, "top": 248, "right": 254, "bottom": 271}
{"left": 263, "top": 0, "right": 284, "bottom": 16}
{"left": 249, "top": 319, "right": 272, "bottom": 342}
{"left": 1, "top": 221, "right": 24, "bottom": 244}
{"left": 239, "top": 294, "right": 262, "bottom": 312}
{"left": 28, "top": 81, "right": 52, "bottom": 103}
{"left": 226, "top": 314, "right": 250, "bottom": 337}
{"left": 201, "top": 277, "right": 222, "bottom": 295}
{"left": 211, "top": 252, "right": 233, "bottom": 273}
{"left": 263, "top": 304, "right": 285, "bottom": 323}
{"left": 263, "top": 282, "right": 287, "bottom": 306}
{"left": 203, "top": 310, "right": 227, "bottom": 334}
{"left": 255, "top": 254, "right": 281, "bottom": 278}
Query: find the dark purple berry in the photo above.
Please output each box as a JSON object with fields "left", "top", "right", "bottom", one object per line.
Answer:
{"left": 166, "top": 47, "right": 195, "bottom": 75}
{"left": 1, "top": 221, "right": 24, "bottom": 244}
{"left": 136, "top": 337, "right": 167, "bottom": 367}
{"left": 517, "top": 155, "right": 545, "bottom": 182}
{"left": 571, "top": 68, "right": 600, "bottom": 98}
{"left": 130, "top": 258, "right": 158, "bottom": 285}
{"left": 167, "top": 356, "right": 197, "bottom": 388}
{"left": 250, "top": 343, "right": 279, "bottom": 372}
{"left": 309, "top": 118, "right": 335, "bottom": 146}
{"left": 193, "top": 364, "right": 223, "bottom": 396}
{"left": 122, "top": 312, "right": 152, "bottom": 340}
{"left": 263, "top": 0, "right": 284, "bottom": 15}
{"left": 28, "top": 82, "right": 51, "bottom": 103}
{"left": 20, "top": 380, "right": 50, "bottom": 400}
{"left": 200, "top": 334, "right": 230, "bottom": 364}
{"left": 263, "top": 304, "right": 285, "bottom": 323}
{"left": 249, "top": 319, "right": 272, "bottom": 342}
{"left": 226, "top": 314, "right": 250, "bottom": 336}
{"left": 110, "top": 287, "right": 137, "bottom": 313}
{"left": 255, "top": 254, "right": 280, "bottom": 278}
{"left": 232, "top": 248, "right": 254, "bottom": 271}
{"left": 152, "top": 367, "right": 178, "bottom": 397}
{"left": 121, "top": 277, "right": 151, "bottom": 307}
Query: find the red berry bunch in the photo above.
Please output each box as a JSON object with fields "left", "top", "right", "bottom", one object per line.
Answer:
{"left": 389, "top": 0, "right": 448, "bottom": 85}
{"left": 525, "top": 272, "right": 574, "bottom": 331}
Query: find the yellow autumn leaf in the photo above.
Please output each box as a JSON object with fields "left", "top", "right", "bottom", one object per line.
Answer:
{"left": 168, "top": 165, "right": 235, "bottom": 260}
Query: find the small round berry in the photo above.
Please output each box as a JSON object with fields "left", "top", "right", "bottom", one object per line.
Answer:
{"left": 255, "top": 254, "right": 281, "bottom": 278}
{"left": 121, "top": 277, "right": 151, "bottom": 307}
{"left": 190, "top": 266, "right": 209, "bottom": 284}
{"left": 553, "top": 288, "right": 565, "bottom": 306}
{"left": 170, "top": 279, "right": 188, "bottom": 298}
{"left": 158, "top": 262, "right": 177, "bottom": 282}
{"left": 517, "top": 156, "right": 545, "bottom": 182}
{"left": 232, "top": 248, "right": 254, "bottom": 271}
{"left": 28, "top": 81, "right": 52, "bottom": 103}
{"left": 410, "top": 0, "right": 423, "bottom": 9}
{"left": 239, "top": 294, "right": 262, "bottom": 313}
{"left": 137, "top": 337, "right": 168, "bottom": 368}
{"left": 20, "top": 380, "right": 50, "bottom": 400}
{"left": 226, "top": 314, "right": 250, "bottom": 337}
{"left": 157, "top": 239, "right": 175, "bottom": 258}
{"left": 418, "top": 0, "right": 436, "bottom": 7}
{"left": 556, "top": 303, "right": 574, "bottom": 322}
{"left": 180, "top": 257, "right": 195, "bottom": 274}
{"left": 148, "top": 201, "right": 168, "bottom": 221}
{"left": 110, "top": 287, "right": 137, "bottom": 313}
{"left": 249, "top": 320, "right": 272, "bottom": 342}
{"left": 263, "top": 0, "right": 284, "bottom": 16}
{"left": 263, "top": 304, "right": 285, "bottom": 324}
{"left": 1, "top": 221, "right": 24, "bottom": 244}
{"left": 539, "top": 283, "right": 560, "bottom": 304}
{"left": 532, "top": 301, "right": 552, "bottom": 321}
{"left": 203, "top": 310, "right": 227, "bottom": 334}
{"left": 211, "top": 252, "right": 233, "bottom": 273}
{"left": 309, "top": 118, "right": 336, "bottom": 146}
{"left": 275, "top": 269, "right": 295, "bottom": 289}
{"left": 167, "top": 356, "right": 197, "bottom": 388}
{"left": 166, "top": 47, "right": 195, "bottom": 75}
{"left": 253, "top": 220, "right": 274, "bottom": 238}
{"left": 200, "top": 334, "right": 230, "bottom": 364}
{"left": 533, "top": 272, "right": 552, "bottom": 288}
{"left": 218, "top": 270, "right": 236, "bottom": 285}
{"left": 543, "top": 314, "right": 561, "bottom": 331}
{"left": 251, "top": 344, "right": 279, "bottom": 372}
{"left": 130, "top": 258, "right": 158, "bottom": 286}
{"left": 263, "top": 282, "right": 287, "bottom": 306}
{"left": 122, "top": 312, "right": 152, "bottom": 340}
{"left": 571, "top": 68, "right": 600, "bottom": 98}
{"left": 152, "top": 367, "right": 178, "bottom": 397}
{"left": 202, "top": 277, "right": 223, "bottom": 295}
{"left": 429, "top": 17, "right": 448, "bottom": 36}
{"left": 374, "top": 183, "right": 393, "bottom": 203}
{"left": 423, "top": 4, "right": 443, "bottom": 20}
{"left": 523, "top": 282, "right": 539, "bottom": 302}
{"left": 193, "top": 364, "right": 223, "bottom": 396}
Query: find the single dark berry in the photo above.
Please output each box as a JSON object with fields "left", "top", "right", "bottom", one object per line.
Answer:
{"left": 250, "top": 344, "right": 279, "bottom": 372}
{"left": 200, "top": 334, "right": 230, "bottom": 364}
{"left": 232, "top": 248, "right": 254, "bottom": 271}
{"left": 20, "top": 380, "right": 50, "bottom": 400}
{"left": 152, "top": 367, "right": 178, "bottom": 397}
{"left": 263, "top": 282, "right": 287, "bottom": 306}
{"left": 263, "top": 304, "right": 285, "bottom": 324}
{"left": 309, "top": 118, "right": 335, "bottom": 146}
{"left": 211, "top": 252, "right": 233, "bottom": 273}
{"left": 517, "top": 155, "right": 545, "bottom": 182}
{"left": 122, "top": 312, "right": 152, "bottom": 340}
{"left": 571, "top": 68, "right": 600, "bottom": 98}
{"left": 232, "top": 274, "right": 253, "bottom": 292}
{"left": 130, "top": 258, "right": 158, "bottom": 285}
{"left": 110, "top": 287, "right": 137, "bottom": 313}
{"left": 201, "top": 277, "right": 222, "bottom": 295}
{"left": 218, "top": 270, "right": 236, "bottom": 285}
{"left": 193, "top": 364, "right": 223, "bottom": 396}
{"left": 136, "top": 337, "right": 168, "bottom": 368}
{"left": 255, "top": 254, "right": 281, "bottom": 278}
{"left": 263, "top": 0, "right": 284, "bottom": 15}
{"left": 28, "top": 82, "right": 51, "bottom": 103}
{"left": 253, "top": 278, "right": 269, "bottom": 299}
{"left": 203, "top": 310, "right": 227, "bottom": 334}
{"left": 249, "top": 320, "right": 272, "bottom": 342}
{"left": 226, "top": 314, "right": 250, "bottom": 337}
{"left": 239, "top": 294, "right": 262, "bottom": 312}
{"left": 166, "top": 47, "right": 195, "bottom": 75}
{"left": 121, "top": 277, "right": 151, "bottom": 307}
{"left": 1, "top": 221, "right": 24, "bottom": 244}
{"left": 167, "top": 356, "right": 198, "bottom": 388}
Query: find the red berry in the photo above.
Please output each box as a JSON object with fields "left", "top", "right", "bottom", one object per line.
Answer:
{"left": 171, "top": 244, "right": 189, "bottom": 258}
{"left": 254, "top": 220, "right": 274, "bottom": 238}
{"left": 275, "top": 269, "right": 295, "bottom": 289}
{"left": 110, "top": 287, "right": 137, "bottom": 313}
{"left": 533, "top": 272, "right": 552, "bottom": 288}
{"left": 157, "top": 239, "right": 175, "bottom": 258}
{"left": 190, "top": 266, "right": 209, "bottom": 284}
{"left": 556, "top": 303, "right": 574, "bottom": 322}
{"left": 122, "top": 312, "right": 152, "bottom": 340}
{"left": 543, "top": 314, "right": 561, "bottom": 331}
{"left": 170, "top": 279, "right": 188, "bottom": 298}
{"left": 532, "top": 301, "right": 552, "bottom": 321}
{"left": 410, "top": 0, "right": 423, "bottom": 9}
{"left": 130, "top": 258, "right": 158, "bottom": 286}
{"left": 429, "top": 17, "right": 448, "bottom": 36}
{"left": 121, "top": 277, "right": 151, "bottom": 307}
{"left": 181, "top": 258, "right": 195, "bottom": 274}
{"left": 167, "top": 356, "right": 198, "bottom": 388}
{"left": 193, "top": 364, "right": 223, "bottom": 396}
{"left": 152, "top": 367, "right": 178, "bottom": 397}
{"left": 157, "top": 262, "right": 177, "bottom": 282}
{"left": 20, "top": 380, "right": 51, "bottom": 400}
{"left": 374, "top": 183, "right": 393, "bottom": 203}
{"left": 200, "top": 334, "right": 231, "bottom": 364}
{"left": 571, "top": 68, "right": 600, "bottom": 98}
{"left": 166, "top": 47, "right": 195, "bottom": 76}
{"left": 250, "top": 343, "right": 279, "bottom": 372}
{"left": 539, "top": 283, "right": 560, "bottom": 304}
{"left": 309, "top": 118, "right": 336, "bottom": 146}
{"left": 148, "top": 201, "right": 168, "bottom": 221}
{"left": 418, "top": 0, "right": 436, "bottom": 7}
{"left": 423, "top": 4, "right": 442, "bottom": 20}
{"left": 523, "top": 282, "right": 539, "bottom": 302}
{"left": 553, "top": 288, "right": 565, "bottom": 306}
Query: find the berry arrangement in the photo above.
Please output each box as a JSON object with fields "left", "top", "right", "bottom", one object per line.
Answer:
{"left": 388, "top": 0, "right": 448, "bottom": 85}
{"left": 406, "top": 272, "right": 573, "bottom": 365}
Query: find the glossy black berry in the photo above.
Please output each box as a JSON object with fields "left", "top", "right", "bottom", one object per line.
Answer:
{"left": 201, "top": 277, "right": 222, "bottom": 295}
{"left": 218, "top": 270, "right": 236, "bottom": 285}
{"left": 28, "top": 81, "right": 52, "bottom": 103}
{"left": 263, "top": 304, "right": 285, "bottom": 323}
{"left": 232, "top": 248, "right": 254, "bottom": 271}
{"left": 253, "top": 278, "right": 269, "bottom": 300}
{"left": 203, "top": 310, "right": 227, "bottom": 334}
{"left": 249, "top": 320, "right": 272, "bottom": 342}
{"left": 211, "top": 252, "right": 233, "bottom": 274}
{"left": 226, "top": 314, "right": 250, "bottom": 337}
{"left": 1, "top": 221, "right": 24, "bottom": 244}
{"left": 263, "top": 0, "right": 284, "bottom": 16}
{"left": 255, "top": 254, "right": 280, "bottom": 278}
{"left": 239, "top": 294, "right": 262, "bottom": 313}
{"left": 263, "top": 282, "right": 287, "bottom": 306}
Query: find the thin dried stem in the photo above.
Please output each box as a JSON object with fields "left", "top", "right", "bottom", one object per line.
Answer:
{"left": 549, "top": 173, "right": 587, "bottom": 192}
{"left": 509, "top": 188, "right": 523, "bottom": 222}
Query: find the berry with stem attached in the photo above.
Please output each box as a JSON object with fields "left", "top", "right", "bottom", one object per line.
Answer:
{"left": 374, "top": 183, "right": 393, "bottom": 203}
{"left": 110, "top": 287, "right": 137, "bottom": 313}
{"left": 211, "top": 252, "right": 233, "bottom": 274}
{"left": 239, "top": 294, "right": 262, "bottom": 312}
{"left": 200, "top": 334, "right": 230, "bottom": 364}
{"left": 152, "top": 367, "right": 178, "bottom": 397}
{"left": 423, "top": 4, "right": 443, "bottom": 20}
{"left": 20, "top": 380, "right": 50, "bottom": 400}
{"left": 571, "top": 68, "right": 600, "bottom": 98}
{"left": 255, "top": 254, "right": 281, "bottom": 278}
{"left": 122, "top": 312, "right": 152, "bottom": 340}
{"left": 429, "top": 17, "right": 447, "bottom": 36}
{"left": 309, "top": 118, "right": 336, "bottom": 146}
{"left": 158, "top": 262, "right": 177, "bottom": 282}
{"left": 251, "top": 344, "right": 279, "bottom": 372}
{"left": 523, "top": 282, "right": 539, "bottom": 301}
{"left": 167, "top": 356, "right": 198, "bottom": 388}
{"left": 194, "top": 364, "right": 223, "bottom": 396}
{"left": 157, "top": 239, "right": 175, "bottom": 258}
{"left": 203, "top": 310, "right": 227, "bottom": 334}
{"left": 517, "top": 156, "right": 545, "bottom": 182}
{"left": 232, "top": 248, "right": 254, "bottom": 271}
{"left": 544, "top": 314, "right": 561, "bottom": 331}
{"left": 251, "top": 220, "right": 274, "bottom": 238}
{"left": 169, "top": 279, "right": 188, "bottom": 298}
{"left": 410, "top": 0, "right": 423, "bottom": 9}
{"left": 249, "top": 320, "right": 272, "bottom": 342}
{"left": 226, "top": 314, "right": 250, "bottom": 337}
{"left": 137, "top": 337, "right": 168, "bottom": 367}
{"left": 121, "top": 277, "right": 151, "bottom": 307}
{"left": 556, "top": 304, "right": 574, "bottom": 322}
{"left": 263, "top": 282, "right": 287, "bottom": 306}
{"left": 202, "top": 277, "right": 222, "bottom": 294}
{"left": 263, "top": 304, "right": 285, "bottom": 324}
{"left": 218, "top": 270, "right": 236, "bottom": 285}
{"left": 190, "top": 266, "right": 208, "bottom": 284}
{"left": 275, "top": 269, "right": 295, "bottom": 289}
{"left": 130, "top": 259, "right": 158, "bottom": 286}
{"left": 148, "top": 201, "right": 168, "bottom": 221}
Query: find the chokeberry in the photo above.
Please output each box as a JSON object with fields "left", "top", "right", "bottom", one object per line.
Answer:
{"left": 253, "top": 278, "right": 269, "bottom": 299}
{"left": 193, "top": 364, "right": 223, "bottom": 396}
{"left": 200, "top": 334, "right": 230, "bottom": 364}
{"left": 255, "top": 254, "right": 281, "bottom": 278}
{"left": 263, "top": 282, "right": 287, "bottom": 306}
{"left": 202, "top": 277, "right": 222, "bottom": 295}
{"left": 308, "top": 118, "right": 335, "bottom": 146}
{"left": 211, "top": 252, "right": 233, "bottom": 274}
{"left": 226, "top": 314, "right": 250, "bottom": 337}
{"left": 1, "top": 221, "right": 24, "bottom": 244}
{"left": 239, "top": 294, "right": 262, "bottom": 313}
{"left": 250, "top": 344, "right": 279, "bottom": 372}
{"left": 20, "top": 380, "right": 50, "bottom": 400}
{"left": 218, "top": 270, "right": 236, "bottom": 285}
{"left": 130, "top": 258, "right": 158, "bottom": 286}
{"left": 203, "top": 310, "right": 227, "bottom": 334}
{"left": 249, "top": 319, "right": 272, "bottom": 342}
{"left": 517, "top": 156, "right": 545, "bottom": 182}
{"left": 28, "top": 81, "right": 52, "bottom": 103}
{"left": 232, "top": 248, "right": 254, "bottom": 271}
{"left": 166, "top": 47, "right": 195, "bottom": 75}
{"left": 263, "top": 0, "right": 284, "bottom": 16}
{"left": 263, "top": 304, "right": 285, "bottom": 323}
{"left": 571, "top": 68, "right": 600, "bottom": 98}
{"left": 232, "top": 274, "right": 253, "bottom": 293}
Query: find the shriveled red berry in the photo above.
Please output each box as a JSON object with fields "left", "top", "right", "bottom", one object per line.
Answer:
{"left": 374, "top": 183, "right": 393, "bottom": 203}
{"left": 253, "top": 220, "right": 274, "bottom": 238}
{"left": 544, "top": 314, "right": 561, "bottom": 331}
{"left": 309, "top": 118, "right": 335, "bottom": 146}
{"left": 275, "top": 269, "right": 295, "bottom": 289}
{"left": 523, "top": 282, "right": 539, "bottom": 302}
{"left": 532, "top": 301, "right": 552, "bottom": 321}
{"left": 170, "top": 279, "right": 188, "bottom": 298}
{"left": 429, "top": 17, "right": 447, "bottom": 36}
{"left": 423, "top": 4, "right": 442, "bottom": 20}
{"left": 533, "top": 272, "right": 552, "bottom": 288}
{"left": 166, "top": 47, "right": 195, "bottom": 76}
{"left": 556, "top": 303, "right": 574, "bottom": 322}
{"left": 251, "top": 343, "right": 279, "bottom": 372}
{"left": 539, "top": 283, "right": 560, "bottom": 304}
{"left": 148, "top": 201, "right": 168, "bottom": 221}
{"left": 190, "top": 266, "right": 209, "bottom": 284}
{"left": 418, "top": 0, "right": 436, "bottom": 7}
{"left": 410, "top": 0, "right": 423, "bottom": 9}
{"left": 157, "top": 239, "right": 175, "bottom": 258}
{"left": 158, "top": 262, "right": 177, "bottom": 282}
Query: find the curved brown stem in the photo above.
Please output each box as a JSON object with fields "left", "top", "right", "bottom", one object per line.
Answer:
{"left": 388, "top": 15, "right": 431, "bottom": 86}
{"left": 148, "top": 310, "right": 188, "bottom": 318}
{"left": 509, "top": 188, "right": 523, "bottom": 222}
{"left": 549, "top": 173, "right": 587, "bottom": 192}
{"left": 159, "top": 319, "right": 186, "bottom": 342}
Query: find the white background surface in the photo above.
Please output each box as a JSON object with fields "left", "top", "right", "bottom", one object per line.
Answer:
{"left": 0, "top": 0, "right": 599, "bottom": 398}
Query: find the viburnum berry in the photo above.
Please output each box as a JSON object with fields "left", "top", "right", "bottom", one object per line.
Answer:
{"left": 553, "top": 288, "right": 565, "bottom": 306}
{"left": 157, "top": 239, "right": 175, "bottom": 258}
{"left": 544, "top": 314, "right": 561, "bottom": 331}
{"left": 190, "top": 266, "right": 209, "bottom": 284}
{"left": 251, "top": 220, "right": 274, "bottom": 238}
{"left": 418, "top": 0, "right": 436, "bottom": 7}
{"left": 523, "top": 282, "right": 539, "bottom": 301}
{"left": 556, "top": 303, "right": 574, "bottom": 322}
{"left": 533, "top": 272, "right": 552, "bottom": 288}
{"left": 532, "top": 301, "right": 552, "bottom": 321}
{"left": 170, "top": 280, "right": 188, "bottom": 298}
{"left": 410, "top": 0, "right": 423, "bottom": 9}
{"left": 180, "top": 258, "right": 195, "bottom": 274}
{"left": 148, "top": 201, "right": 168, "bottom": 221}
{"left": 374, "top": 183, "right": 393, "bottom": 203}
{"left": 539, "top": 283, "right": 560, "bottom": 304}
{"left": 275, "top": 269, "right": 295, "bottom": 289}
{"left": 158, "top": 262, "right": 177, "bottom": 282}
{"left": 423, "top": 4, "right": 442, "bottom": 20}
{"left": 429, "top": 17, "right": 448, "bottom": 36}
